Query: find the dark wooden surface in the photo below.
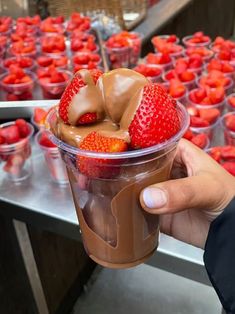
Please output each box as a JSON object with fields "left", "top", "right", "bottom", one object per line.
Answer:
{"left": 0, "top": 215, "right": 37, "bottom": 314}
{"left": 137, "top": 0, "right": 235, "bottom": 55}
{"left": 28, "top": 226, "right": 96, "bottom": 314}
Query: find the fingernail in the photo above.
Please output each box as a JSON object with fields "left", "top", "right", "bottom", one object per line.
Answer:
{"left": 142, "top": 188, "right": 167, "bottom": 209}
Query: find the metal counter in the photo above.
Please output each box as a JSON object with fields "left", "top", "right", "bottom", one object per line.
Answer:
{"left": 0, "top": 145, "right": 209, "bottom": 288}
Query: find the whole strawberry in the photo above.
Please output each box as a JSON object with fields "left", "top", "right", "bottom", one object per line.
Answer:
{"left": 78, "top": 131, "right": 128, "bottom": 178}
{"left": 122, "top": 84, "right": 180, "bottom": 149}
{"left": 58, "top": 69, "right": 103, "bottom": 126}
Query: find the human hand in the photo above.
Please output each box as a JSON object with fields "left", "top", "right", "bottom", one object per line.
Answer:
{"left": 140, "top": 139, "right": 235, "bottom": 249}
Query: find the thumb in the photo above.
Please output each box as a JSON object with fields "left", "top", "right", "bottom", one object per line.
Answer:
{"left": 140, "top": 174, "right": 226, "bottom": 214}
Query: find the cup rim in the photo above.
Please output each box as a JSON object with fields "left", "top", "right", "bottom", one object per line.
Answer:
{"left": 151, "top": 35, "right": 180, "bottom": 45}
{"left": 197, "top": 74, "right": 233, "bottom": 91}
{"left": 0, "top": 121, "right": 34, "bottom": 151}
{"left": 47, "top": 102, "right": 189, "bottom": 159}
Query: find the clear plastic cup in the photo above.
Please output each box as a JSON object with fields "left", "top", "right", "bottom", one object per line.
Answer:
{"left": 37, "top": 70, "right": 72, "bottom": 100}
{"left": 145, "top": 53, "right": 173, "bottom": 72}
{"left": 185, "top": 48, "right": 214, "bottom": 63}
{"left": 220, "top": 112, "right": 235, "bottom": 145}
{"left": 197, "top": 75, "right": 234, "bottom": 95}
{"left": 190, "top": 121, "right": 218, "bottom": 142}
{"left": 159, "top": 81, "right": 188, "bottom": 105}
{"left": 173, "top": 57, "right": 203, "bottom": 76}
{"left": 0, "top": 122, "right": 34, "bottom": 182}
{"left": 226, "top": 93, "right": 235, "bottom": 112}
{"left": 157, "top": 35, "right": 180, "bottom": 45}
{"left": 8, "top": 43, "right": 37, "bottom": 58}
{"left": 182, "top": 35, "right": 211, "bottom": 48}
{"left": 163, "top": 70, "right": 197, "bottom": 91}
{"left": 188, "top": 89, "right": 225, "bottom": 114}
{"left": 35, "top": 131, "right": 68, "bottom": 185}
{"left": 104, "top": 44, "right": 132, "bottom": 69}
{"left": 72, "top": 52, "right": 102, "bottom": 69}
{"left": 134, "top": 64, "right": 163, "bottom": 83}
{"left": 47, "top": 104, "right": 189, "bottom": 268}
{"left": 0, "top": 70, "right": 36, "bottom": 99}
{"left": 2, "top": 56, "right": 36, "bottom": 72}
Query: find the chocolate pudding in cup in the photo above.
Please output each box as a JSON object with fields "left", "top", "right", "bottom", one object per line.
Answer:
{"left": 47, "top": 69, "right": 189, "bottom": 269}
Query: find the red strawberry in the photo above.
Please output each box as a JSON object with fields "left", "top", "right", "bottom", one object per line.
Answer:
{"left": 59, "top": 69, "right": 103, "bottom": 125}
{"left": 0, "top": 125, "right": 20, "bottom": 144}
{"left": 190, "top": 116, "right": 209, "bottom": 128}
{"left": 225, "top": 115, "right": 235, "bottom": 132}
{"left": 78, "top": 113, "right": 97, "bottom": 124}
{"left": 209, "top": 147, "right": 222, "bottom": 163}
{"left": 34, "top": 108, "right": 47, "bottom": 124}
{"left": 199, "top": 108, "right": 220, "bottom": 125}
{"left": 78, "top": 132, "right": 128, "bottom": 178}
{"left": 183, "top": 128, "right": 193, "bottom": 140}
{"left": 221, "top": 146, "right": 235, "bottom": 160}
{"left": 126, "top": 84, "right": 180, "bottom": 149}
{"left": 191, "top": 133, "right": 208, "bottom": 149}
{"left": 39, "top": 132, "right": 56, "bottom": 148}
{"left": 228, "top": 96, "right": 235, "bottom": 108}
{"left": 222, "top": 162, "right": 235, "bottom": 176}
{"left": 15, "top": 119, "right": 31, "bottom": 138}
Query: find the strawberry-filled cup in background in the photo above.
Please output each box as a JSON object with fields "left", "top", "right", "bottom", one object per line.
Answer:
{"left": 154, "top": 35, "right": 180, "bottom": 45}
{"left": 8, "top": 41, "right": 37, "bottom": 58}
{"left": 104, "top": 44, "right": 132, "bottom": 69}
{"left": 0, "top": 120, "right": 34, "bottom": 182}
{"left": 160, "top": 79, "right": 188, "bottom": 105}
{"left": 188, "top": 87, "right": 226, "bottom": 114}
{"left": 210, "top": 37, "right": 235, "bottom": 53}
{"left": 206, "top": 59, "right": 235, "bottom": 81}
{"left": 183, "top": 128, "right": 210, "bottom": 150}
{"left": 197, "top": 70, "right": 234, "bottom": 95}
{"left": 188, "top": 104, "right": 221, "bottom": 142}
{"left": 36, "top": 55, "right": 69, "bottom": 70}
{"left": 173, "top": 56, "right": 204, "bottom": 76}
{"left": 2, "top": 56, "right": 36, "bottom": 72}
{"left": 133, "top": 64, "right": 163, "bottom": 83}
{"left": 163, "top": 68, "right": 197, "bottom": 91}
{"left": 185, "top": 47, "right": 214, "bottom": 63}
{"left": 31, "top": 107, "right": 49, "bottom": 130}
{"left": 207, "top": 146, "right": 235, "bottom": 176}
{"left": 182, "top": 32, "right": 211, "bottom": 48}
{"left": 0, "top": 67, "right": 35, "bottom": 101}
{"left": 41, "top": 34, "right": 66, "bottom": 56}
{"left": 35, "top": 131, "right": 68, "bottom": 185}
{"left": 220, "top": 112, "right": 235, "bottom": 146}
{"left": 72, "top": 52, "right": 102, "bottom": 71}
{"left": 37, "top": 68, "right": 72, "bottom": 100}
{"left": 145, "top": 52, "right": 173, "bottom": 72}
{"left": 47, "top": 102, "right": 189, "bottom": 269}
{"left": 226, "top": 93, "right": 235, "bottom": 112}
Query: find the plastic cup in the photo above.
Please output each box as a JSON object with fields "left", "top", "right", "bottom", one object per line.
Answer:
{"left": 197, "top": 75, "right": 234, "bottom": 95}
{"left": 134, "top": 64, "right": 163, "bottom": 83}
{"left": 145, "top": 53, "right": 173, "bottom": 72}
{"left": 0, "top": 70, "right": 35, "bottom": 100}
{"left": 220, "top": 112, "right": 235, "bottom": 145}
{"left": 104, "top": 44, "right": 132, "bottom": 69}
{"left": 38, "top": 70, "right": 72, "bottom": 100}
{"left": 35, "top": 131, "right": 68, "bottom": 185}
{"left": 159, "top": 81, "right": 188, "bottom": 105}
{"left": 2, "top": 56, "right": 36, "bottom": 72}
{"left": 185, "top": 48, "right": 214, "bottom": 63}
{"left": 8, "top": 43, "right": 37, "bottom": 58}
{"left": 47, "top": 104, "right": 189, "bottom": 268}
{"left": 226, "top": 93, "right": 235, "bottom": 112}
{"left": 72, "top": 52, "right": 102, "bottom": 69}
{"left": 163, "top": 70, "right": 197, "bottom": 91}
{"left": 173, "top": 57, "right": 203, "bottom": 76}
{"left": 0, "top": 122, "right": 34, "bottom": 182}
{"left": 188, "top": 89, "right": 225, "bottom": 114}
{"left": 157, "top": 35, "right": 180, "bottom": 45}
{"left": 182, "top": 35, "right": 211, "bottom": 48}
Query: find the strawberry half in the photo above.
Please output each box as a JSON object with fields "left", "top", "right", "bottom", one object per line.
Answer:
{"left": 78, "top": 131, "right": 128, "bottom": 178}
{"left": 126, "top": 84, "right": 180, "bottom": 149}
{"left": 59, "top": 69, "right": 103, "bottom": 125}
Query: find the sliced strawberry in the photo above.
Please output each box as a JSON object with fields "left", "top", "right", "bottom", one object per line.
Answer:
{"left": 15, "top": 119, "right": 31, "bottom": 138}
{"left": 190, "top": 116, "right": 209, "bottom": 128}
{"left": 199, "top": 108, "right": 220, "bottom": 125}
{"left": 209, "top": 147, "right": 222, "bottom": 163}
{"left": 39, "top": 132, "right": 56, "bottom": 148}
{"left": 127, "top": 84, "right": 180, "bottom": 149}
{"left": 221, "top": 146, "right": 235, "bottom": 161}
{"left": 34, "top": 108, "right": 48, "bottom": 124}
{"left": 0, "top": 125, "right": 20, "bottom": 144}
{"left": 183, "top": 128, "right": 193, "bottom": 140}
{"left": 191, "top": 133, "right": 208, "bottom": 149}
{"left": 78, "top": 131, "right": 128, "bottom": 178}
{"left": 222, "top": 162, "right": 235, "bottom": 176}
{"left": 228, "top": 96, "right": 235, "bottom": 108}
{"left": 225, "top": 115, "right": 235, "bottom": 132}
